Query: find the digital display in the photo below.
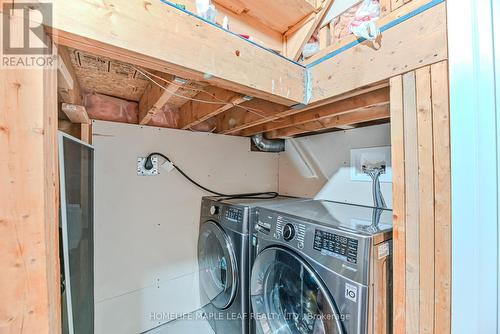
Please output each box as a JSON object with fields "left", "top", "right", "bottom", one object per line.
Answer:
{"left": 225, "top": 208, "right": 243, "bottom": 222}
{"left": 313, "top": 229, "right": 358, "bottom": 263}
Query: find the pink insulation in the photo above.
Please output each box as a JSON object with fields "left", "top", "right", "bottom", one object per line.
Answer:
{"left": 83, "top": 93, "right": 180, "bottom": 129}
{"left": 148, "top": 106, "right": 180, "bottom": 128}
{"left": 84, "top": 93, "right": 138, "bottom": 124}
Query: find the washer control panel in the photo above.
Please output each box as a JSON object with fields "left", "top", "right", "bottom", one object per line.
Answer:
{"left": 313, "top": 229, "right": 359, "bottom": 264}
{"left": 276, "top": 216, "right": 306, "bottom": 249}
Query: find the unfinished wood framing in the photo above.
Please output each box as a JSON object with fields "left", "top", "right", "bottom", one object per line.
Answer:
{"left": 283, "top": 0, "right": 334, "bottom": 61}
{"left": 308, "top": 1, "right": 447, "bottom": 104}
{"left": 47, "top": 0, "right": 305, "bottom": 106}
{"left": 0, "top": 14, "right": 60, "bottom": 334}
{"left": 267, "top": 103, "right": 390, "bottom": 138}
{"left": 178, "top": 86, "right": 247, "bottom": 129}
{"left": 57, "top": 45, "right": 82, "bottom": 104}
{"left": 138, "top": 74, "right": 186, "bottom": 125}
{"left": 390, "top": 60, "right": 451, "bottom": 334}
{"left": 235, "top": 82, "right": 390, "bottom": 137}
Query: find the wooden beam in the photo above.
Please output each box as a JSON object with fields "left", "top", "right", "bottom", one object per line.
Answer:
{"left": 47, "top": 0, "right": 305, "bottom": 106}
{"left": 308, "top": 1, "right": 447, "bottom": 103}
{"left": 283, "top": 0, "right": 334, "bottom": 60}
{"left": 267, "top": 104, "right": 390, "bottom": 138}
{"left": 178, "top": 86, "right": 246, "bottom": 129}
{"left": 0, "top": 13, "right": 60, "bottom": 334}
{"left": 61, "top": 103, "right": 91, "bottom": 124}
{"left": 236, "top": 85, "right": 390, "bottom": 136}
{"left": 138, "top": 74, "right": 186, "bottom": 125}
{"left": 248, "top": 87, "right": 388, "bottom": 134}
{"left": 216, "top": 99, "right": 289, "bottom": 134}
{"left": 304, "top": 0, "right": 436, "bottom": 65}
{"left": 57, "top": 45, "right": 82, "bottom": 104}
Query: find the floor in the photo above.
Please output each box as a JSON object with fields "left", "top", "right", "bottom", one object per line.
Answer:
{"left": 144, "top": 310, "right": 214, "bottom": 334}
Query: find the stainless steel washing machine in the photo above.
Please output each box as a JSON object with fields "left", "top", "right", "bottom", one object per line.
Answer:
{"left": 197, "top": 196, "right": 306, "bottom": 334}
{"left": 251, "top": 200, "right": 393, "bottom": 334}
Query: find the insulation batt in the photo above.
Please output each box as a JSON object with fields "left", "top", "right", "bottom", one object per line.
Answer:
{"left": 83, "top": 93, "right": 179, "bottom": 128}
{"left": 84, "top": 93, "right": 138, "bottom": 124}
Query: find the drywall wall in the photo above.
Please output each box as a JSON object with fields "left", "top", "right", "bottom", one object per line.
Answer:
{"left": 278, "top": 123, "right": 392, "bottom": 208}
{"left": 92, "top": 120, "right": 278, "bottom": 334}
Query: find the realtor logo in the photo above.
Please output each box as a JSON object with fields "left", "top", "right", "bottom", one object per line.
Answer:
{"left": 2, "top": 2, "right": 53, "bottom": 55}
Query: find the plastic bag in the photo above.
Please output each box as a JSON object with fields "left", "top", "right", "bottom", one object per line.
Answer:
{"left": 196, "top": 0, "right": 217, "bottom": 23}
{"left": 349, "top": 0, "right": 381, "bottom": 41}
{"left": 303, "top": 32, "right": 320, "bottom": 59}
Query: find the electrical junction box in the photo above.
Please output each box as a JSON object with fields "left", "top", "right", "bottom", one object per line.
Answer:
{"left": 137, "top": 157, "right": 158, "bottom": 176}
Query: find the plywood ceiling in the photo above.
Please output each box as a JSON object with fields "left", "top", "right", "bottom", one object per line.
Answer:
{"left": 68, "top": 48, "right": 149, "bottom": 101}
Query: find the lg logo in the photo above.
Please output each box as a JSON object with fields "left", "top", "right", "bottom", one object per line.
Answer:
{"left": 345, "top": 283, "right": 358, "bottom": 302}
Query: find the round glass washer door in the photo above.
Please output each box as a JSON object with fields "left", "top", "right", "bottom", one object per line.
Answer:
{"left": 198, "top": 221, "right": 238, "bottom": 309}
{"left": 251, "top": 247, "right": 343, "bottom": 334}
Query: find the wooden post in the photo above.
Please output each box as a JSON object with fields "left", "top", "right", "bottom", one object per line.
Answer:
{"left": 0, "top": 9, "right": 60, "bottom": 334}
{"left": 390, "top": 60, "right": 451, "bottom": 334}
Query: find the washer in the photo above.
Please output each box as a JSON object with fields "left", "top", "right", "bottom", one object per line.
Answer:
{"left": 197, "top": 196, "right": 306, "bottom": 334}
{"left": 251, "top": 200, "right": 393, "bottom": 334}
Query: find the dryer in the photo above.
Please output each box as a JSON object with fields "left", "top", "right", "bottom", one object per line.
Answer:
{"left": 251, "top": 200, "right": 393, "bottom": 334}
{"left": 197, "top": 196, "right": 305, "bottom": 334}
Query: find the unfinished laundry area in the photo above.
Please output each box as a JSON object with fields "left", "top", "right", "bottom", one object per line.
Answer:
{"left": 4, "top": 0, "right": 498, "bottom": 334}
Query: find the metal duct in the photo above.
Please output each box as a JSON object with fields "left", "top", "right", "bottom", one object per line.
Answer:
{"left": 251, "top": 133, "right": 285, "bottom": 152}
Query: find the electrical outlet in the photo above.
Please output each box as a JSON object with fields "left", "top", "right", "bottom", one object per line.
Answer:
{"left": 137, "top": 157, "right": 158, "bottom": 176}
{"left": 350, "top": 146, "right": 392, "bottom": 182}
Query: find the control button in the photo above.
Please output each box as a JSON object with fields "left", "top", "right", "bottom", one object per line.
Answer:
{"left": 210, "top": 205, "right": 219, "bottom": 215}
{"left": 298, "top": 241, "right": 304, "bottom": 249}
{"left": 283, "top": 224, "right": 296, "bottom": 241}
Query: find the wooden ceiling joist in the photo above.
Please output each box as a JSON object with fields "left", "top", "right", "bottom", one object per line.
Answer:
{"left": 267, "top": 103, "right": 390, "bottom": 138}
{"left": 236, "top": 85, "right": 390, "bottom": 137}
{"left": 138, "top": 74, "right": 186, "bottom": 125}
{"left": 216, "top": 99, "right": 289, "bottom": 134}
{"left": 57, "top": 45, "right": 82, "bottom": 104}
{"left": 48, "top": 0, "right": 305, "bottom": 106}
{"left": 178, "top": 86, "right": 247, "bottom": 129}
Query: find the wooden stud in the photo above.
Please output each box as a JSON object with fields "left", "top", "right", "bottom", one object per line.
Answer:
{"left": 402, "top": 71, "right": 420, "bottom": 334}
{"left": 390, "top": 74, "right": 406, "bottom": 334}
{"left": 61, "top": 103, "right": 91, "bottom": 124}
{"left": 431, "top": 60, "right": 451, "bottom": 334}
{"left": 415, "top": 66, "right": 435, "bottom": 334}
{"left": 138, "top": 74, "right": 186, "bottom": 125}
{"left": 267, "top": 104, "right": 390, "bottom": 138}
{"left": 81, "top": 123, "right": 92, "bottom": 144}
{"left": 0, "top": 13, "right": 60, "bottom": 333}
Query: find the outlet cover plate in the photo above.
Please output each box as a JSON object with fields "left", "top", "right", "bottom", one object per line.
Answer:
{"left": 137, "top": 157, "right": 158, "bottom": 176}
{"left": 350, "top": 146, "right": 392, "bottom": 182}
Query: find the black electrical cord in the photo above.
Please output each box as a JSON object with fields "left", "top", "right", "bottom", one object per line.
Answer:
{"left": 144, "top": 152, "right": 279, "bottom": 200}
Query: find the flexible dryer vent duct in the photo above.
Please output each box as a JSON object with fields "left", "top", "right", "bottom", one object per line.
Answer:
{"left": 252, "top": 133, "right": 285, "bottom": 152}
